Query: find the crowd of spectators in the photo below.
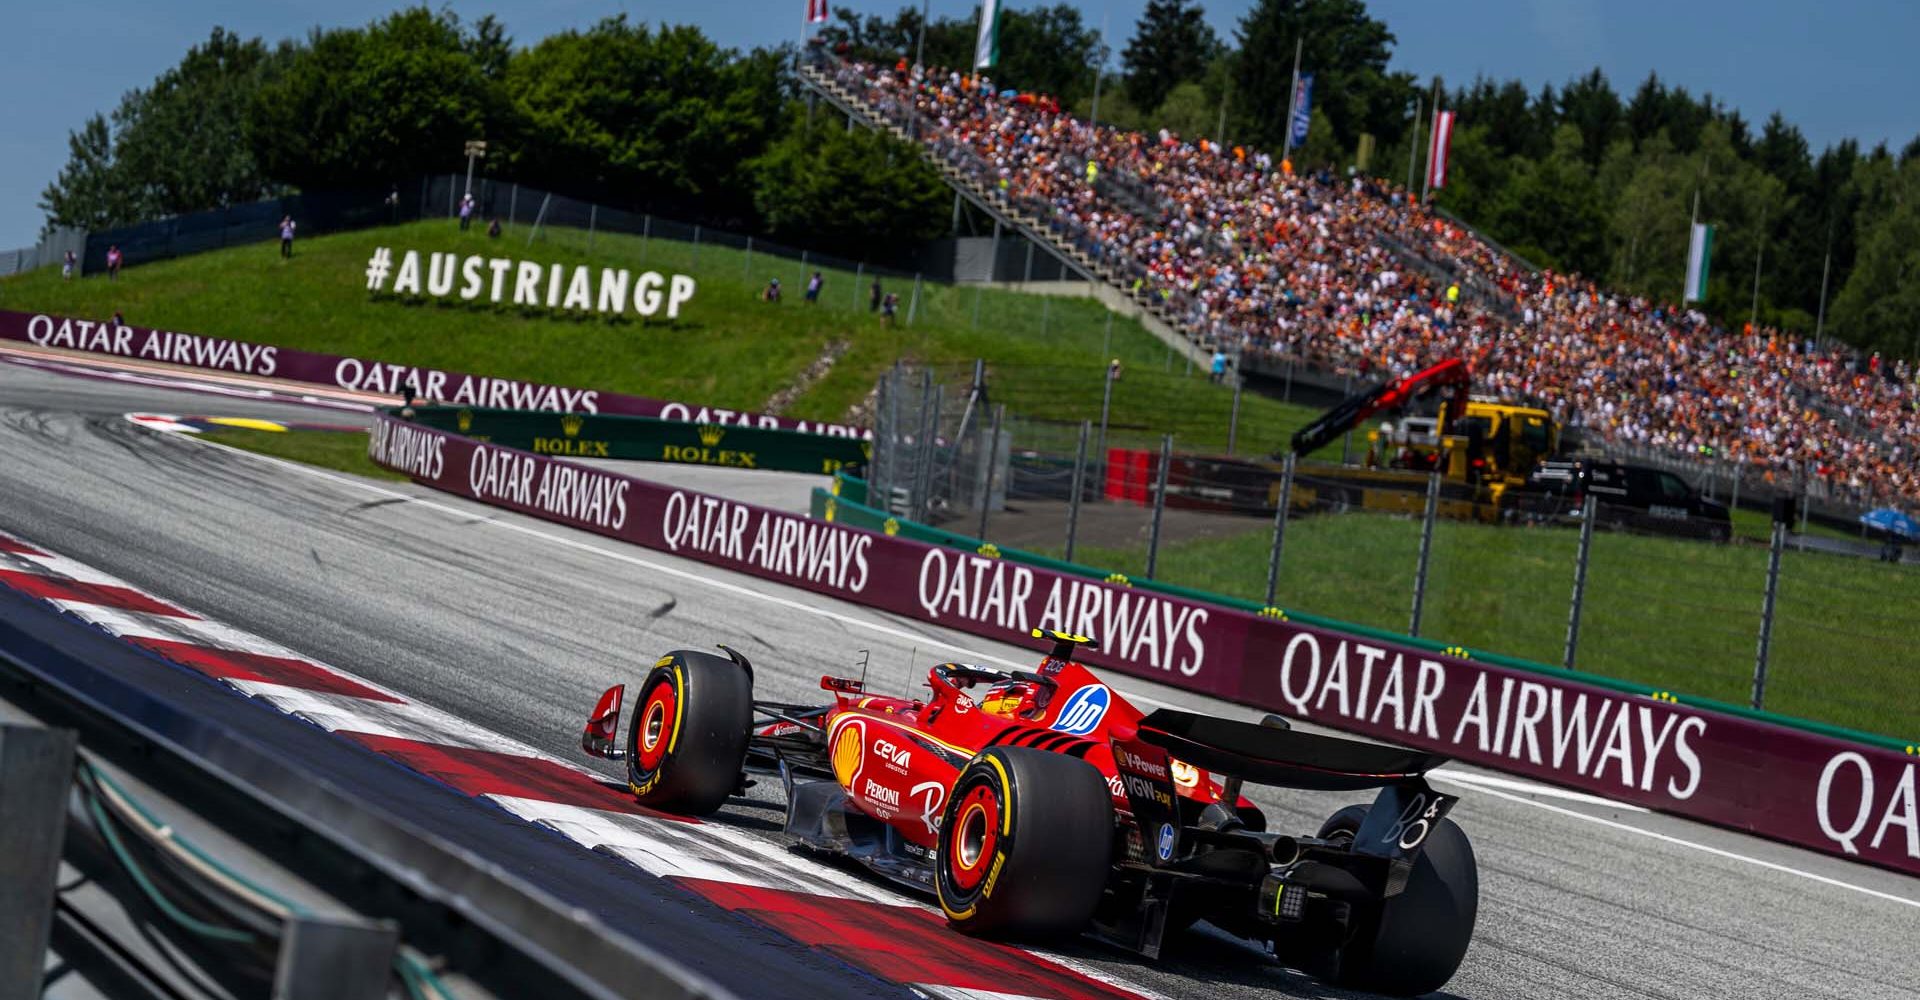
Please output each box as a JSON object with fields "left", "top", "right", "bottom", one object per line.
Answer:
{"left": 823, "top": 57, "right": 1920, "bottom": 509}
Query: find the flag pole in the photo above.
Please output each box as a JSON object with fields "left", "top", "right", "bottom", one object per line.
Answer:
{"left": 1406, "top": 94, "right": 1421, "bottom": 193}
{"left": 1281, "top": 37, "right": 1303, "bottom": 161}
{"left": 1421, "top": 77, "right": 1440, "bottom": 200}
{"left": 1814, "top": 216, "right": 1834, "bottom": 343}
{"left": 1748, "top": 203, "right": 1766, "bottom": 332}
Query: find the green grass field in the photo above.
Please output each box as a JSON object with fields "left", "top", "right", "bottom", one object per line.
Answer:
{"left": 199, "top": 427, "right": 406, "bottom": 482}
{"left": 0, "top": 220, "right": 1316, "bottom": 454}
{"left": 1053, "top": 514, "right": 1919, "bottom": 740}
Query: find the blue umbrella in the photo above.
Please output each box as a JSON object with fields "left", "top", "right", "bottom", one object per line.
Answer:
{"left": 1858, "top": 508, "right": 1920, "bottom": 541}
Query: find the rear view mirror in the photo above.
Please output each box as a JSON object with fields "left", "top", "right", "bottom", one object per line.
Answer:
{"left": 581, "top": 684, "right": 626, "bottom": 759}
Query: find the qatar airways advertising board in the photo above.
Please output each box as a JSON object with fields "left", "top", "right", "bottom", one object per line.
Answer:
{"left": 366, "top": 413, "right": 1918, "bottom": 879}
{"left": 0, "top": 309, "right": 867, "bottom": 438}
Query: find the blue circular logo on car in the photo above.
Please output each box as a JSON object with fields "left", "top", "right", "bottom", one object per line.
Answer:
{"left": 1156, "top": 822, "right": 1176, "bottom": 861}
{"left": 1049, "top": 684, "right": 1111, "bottom": 736}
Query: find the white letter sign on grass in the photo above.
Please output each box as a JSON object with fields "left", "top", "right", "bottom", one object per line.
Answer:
{"left": 366, "top": 247, "right": 697, "bottom": 319}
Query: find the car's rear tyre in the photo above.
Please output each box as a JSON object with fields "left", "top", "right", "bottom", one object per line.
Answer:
{"left": 1317, "top": 802, "right": 1478, "bottom": 997}
{"left": 626, "top": 650, "right": 752, "bottom": 815}
{"left": 935, "top": 746, "right": 1113, "bottom": 938}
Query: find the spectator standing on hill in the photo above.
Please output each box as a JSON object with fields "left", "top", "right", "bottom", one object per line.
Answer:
{"left": 869, "top": 278, "right": 883, "bottom": 312}
{"left": 763, "top": 277, "right": 782, "bottom": 303}
{"left": 1109, "top": 358, "right": 1123, "bottom": 383}
{"left": 459, "top": 194, "right": 474, "bottom": 231}
{"left": 881, "top": 292, "right": 898, "bottom": 324}
{"left": 110, "top": 310, "right": 125, "bottom": 330}
{"left": 105, "top": 245, "right": 122, "bottom": 280}
{"left": 62, "top": 250, "right": 74, "bottom": 280}
{"left": 1210, "top": 349, "right": 1228, "bottom": 383}
{"left": 278, "top": 216, "right": 296, "bottom": 259}
{"left": 487, "top": 217, "right": 501, "bottom": 239}
{"left": 805, "top": 271, "right": 823, "bottom": 304}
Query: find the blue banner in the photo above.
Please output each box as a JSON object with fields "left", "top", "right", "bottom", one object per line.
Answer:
{"left": 1290, "top": 73, "right": 1314, "bottom": 148}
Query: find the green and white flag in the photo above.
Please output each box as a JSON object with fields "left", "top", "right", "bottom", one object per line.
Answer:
{"left": 1683, "top": 222, "right": 1713, "bottom": 303}
{"left": 975, "top": 0, "right": 1002, "bottom": 69}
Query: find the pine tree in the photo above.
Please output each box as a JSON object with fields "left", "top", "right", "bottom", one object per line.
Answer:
{"left": 1121, "top": 0, "right": 1219, "bottom": 115}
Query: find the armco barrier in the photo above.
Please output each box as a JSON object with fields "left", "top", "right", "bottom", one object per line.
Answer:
{"left": 367, "top": 413, "right": 1920, "bottom": 879}
{"left": 1, "top": 309, "right": 865, "bottom": 437}
{"left": 404, "top": 405, "right": 869, "bottom": 474}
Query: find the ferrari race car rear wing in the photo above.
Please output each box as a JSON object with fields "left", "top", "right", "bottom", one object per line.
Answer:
{"left": 1135, "top": 709, "right": 1446, "bottom": 792}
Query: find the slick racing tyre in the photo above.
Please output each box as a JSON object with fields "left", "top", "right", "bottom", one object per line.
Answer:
{"left": 936, "top": 746, "right": 1113, "bottom": 938}
{"left": 626, "top": 650, "right": 752, "bottom": 815}
{"left": 1317, "top": 803, "right": 1479, "bottom": 997}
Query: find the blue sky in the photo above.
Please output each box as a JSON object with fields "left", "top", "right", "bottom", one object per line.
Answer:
{"left": 3, "top": 1, "right": 1914, "bottom": 248}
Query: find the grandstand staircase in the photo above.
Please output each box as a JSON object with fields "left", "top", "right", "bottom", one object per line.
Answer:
{"left": 799, "top": 63, "right": 1209, "bottom": 368}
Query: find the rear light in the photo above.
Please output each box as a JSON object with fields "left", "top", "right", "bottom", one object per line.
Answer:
{"left": 1170, "top": 759, "right": 1200, "bottom": 788}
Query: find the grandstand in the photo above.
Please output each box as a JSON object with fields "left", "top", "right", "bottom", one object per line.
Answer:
{"left": 803, "top": 57, "right": 1919, "bottom": 513}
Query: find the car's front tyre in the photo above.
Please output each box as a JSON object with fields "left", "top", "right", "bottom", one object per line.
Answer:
{"left": 626, "top": 649, "right": 752, "bottom": 815}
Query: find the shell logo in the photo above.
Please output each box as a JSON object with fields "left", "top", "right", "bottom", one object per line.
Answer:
{"left": 831, "top": 718, "right": 866, "bottom": 787}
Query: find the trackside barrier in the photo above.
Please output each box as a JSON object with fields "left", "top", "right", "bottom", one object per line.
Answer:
{"left": 403, "top": 405, "right": 870, "bottom": 474}
{"left": 368, "top": 413, "right": 1920, "bottom": 878}
{"left": 817, "top": 472, "right": 1908, "bottom": 746}
{"left": 0, "top": 309, "right": 866, "bottom": 437}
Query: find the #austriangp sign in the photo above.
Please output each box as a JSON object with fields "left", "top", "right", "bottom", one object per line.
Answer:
{"left": 1, "top": 309, "right": 867, "bottom": 437}
{"left": 362, "top": 246, "right": 697, "bottom": 319}
{"left": 367, "top": 412, "right": 1920, "bottom": 879}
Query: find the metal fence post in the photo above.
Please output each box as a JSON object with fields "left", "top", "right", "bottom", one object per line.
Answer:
{"left": 1754, "top": 513, "right": 1786, "bottom": 709}
{"left": 1729, "top": 458, "right": 1742, "bottom": 515}
{"left": 1146, "top": 434, "right": 1173, "bottom": 579}
{"left": 1102, "top": 311, "right": 1113, "bottom": 357}
{"left": 907, "top": 273, "right": 922, "bottom": 326}
{"left": 1096, "top": 364, "right": 1116, "bottom": 490}
{"left": 870, "top": 368, "right": 893, "bottom": 505}
{"left": 1227, "top": 377, "right": 1243, "bottom": 456}
{"left": 0, "top": 723, "right": 78, "bottom": 991}
{"left": 1564, "top": 494, "right": 1596, "bottom": 669}
{"left": 587, "top": 204, "right": 597, "bottom": 253}
{"left": 1284, "top": 359, "right": 1295, "bottom": 403}
{"left": 1799, "top": 462, "right": 1811, "bottom": 536}
{"left": 1264, "top": 452, "right": 1296, "bottom": 606}
{"left": 977, "top": 404, "right": 1005, "bottom": 540}
{"left": 744, "top": 236, "right": 753, "bottom": 279}
{"left": 1341, "top": 373, "right": 1355, "bottom": 465}
{"left": 640, "top": 215, "right": 651, "bottom": 264}
{"left": 508, "top": 183, "right": 518, "bottom": 230}
{"left": 917, "top": 370, "right": 940, "bottom": 518}
{"left": 1409, "top": 467, "right": 1442, "bottom": 637}
{"left": 274, "top": 914, "right": 400, "bottom": 1000}
{"left": 692, "top": 224, "right": 701, "bottom": 267}
{"left": 916, "top": 383, "right": 944, "bottom": 520}
{"left": 853, "top": 261, "right": 864, "bottom": 309}
{"left": 1065, "top": 420, "right": 1090, "bottom": 563}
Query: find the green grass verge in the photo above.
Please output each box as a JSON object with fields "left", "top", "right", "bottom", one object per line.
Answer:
{"left": 200, "top": 428, "right": 406, "bottom": 482}
{"left": 1047, "top": 514, "right": 1920, "bottom": 740}
{"left": 1, "top": 220, "right": 1318, "bottom": 454}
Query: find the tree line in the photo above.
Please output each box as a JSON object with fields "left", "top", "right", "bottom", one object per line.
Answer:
{"left": 40, "top": 3, "right": 1919, "bottom": 355}
{"left": 37, "top": 9, "right": 950, "bottom": 261}
{"left": 824, "top": 0, "right": 1919, "bottom": 357}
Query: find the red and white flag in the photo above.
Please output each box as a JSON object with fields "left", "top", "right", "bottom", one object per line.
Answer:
{"left": 806, "top": 0, "right": 828, "bottom": 23}
{"left": 1427, "top": 110, "right": 1457, "bottom": 191}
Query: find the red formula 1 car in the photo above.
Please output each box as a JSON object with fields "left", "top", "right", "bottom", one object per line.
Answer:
{"left": 580, "top": 630, "right": 1478, "bottom": 996}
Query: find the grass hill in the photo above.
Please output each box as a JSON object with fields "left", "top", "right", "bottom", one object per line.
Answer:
{"left": 0, "top": 220, "right": 1316, "bottom": 454}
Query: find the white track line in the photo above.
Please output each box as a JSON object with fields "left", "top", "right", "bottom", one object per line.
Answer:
{"left": 157, "top": 425, "right": 1920, "bottom": 910}
{"left": 1430, "top": 767, "right": 1651, "bottom": 812}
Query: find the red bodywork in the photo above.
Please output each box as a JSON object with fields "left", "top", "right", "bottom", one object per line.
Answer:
{"left": 771, "top": 653, "right": 1252, "bottom": 851}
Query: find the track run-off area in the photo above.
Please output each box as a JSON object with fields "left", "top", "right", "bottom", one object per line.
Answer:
{"left": 0, "top": 358, "right": 1914, "bottom": 1000}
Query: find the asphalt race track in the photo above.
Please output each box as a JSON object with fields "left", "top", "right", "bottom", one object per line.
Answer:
{"left": 1, "top": 361, "right": 1915, "bottom": 999}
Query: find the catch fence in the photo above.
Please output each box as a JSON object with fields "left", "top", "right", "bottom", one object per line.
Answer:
{"left": 867, "top": 362, "right": 1919, "bottom": 742}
